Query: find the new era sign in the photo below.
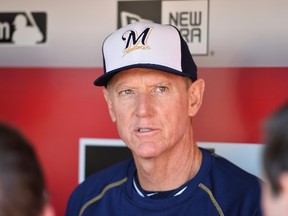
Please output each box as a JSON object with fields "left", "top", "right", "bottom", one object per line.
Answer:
{"left": 118, "top": 0, "right": 209, "bottom": 55}
{"left": 0, "top": 12, "right": 47, "bottom": 45}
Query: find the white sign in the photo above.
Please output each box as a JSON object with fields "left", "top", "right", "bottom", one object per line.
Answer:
{"left": 162, "top": 0, "right": 209, "bottom": 55}
{"left": 79, "top": 138, "right": 264, "bottom": 183}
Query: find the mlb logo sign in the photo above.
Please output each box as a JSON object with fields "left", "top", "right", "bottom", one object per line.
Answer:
{"left": 118, "top": 0, "right": 209, "bottom": 55}
{"left": 0, "top": 12, "right": 47, "bottom": 45}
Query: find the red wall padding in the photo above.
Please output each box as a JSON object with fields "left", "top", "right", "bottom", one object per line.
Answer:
{"left": 0, "top": 67, "right": 287, "bottom": 215}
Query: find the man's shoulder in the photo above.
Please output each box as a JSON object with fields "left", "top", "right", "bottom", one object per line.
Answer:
{"left": 68, "top": 159, "right": 133, "bottom": 203}
{"left": 200, "top": 148, "right": 261, "bottom": 189}
{"left": 212, "top": 152, "right": 260, "bottom": 181}
{"left": 200, "top": 149, "right": 262, "bottom": 215}
{"left": 65, "top": 158, "right": 134, "bottom": 216}
{"left": 204, "top": 149, "right": 262, "bottom": 194}
{"left": 79, "top": 158, "right": 133, "bottom": 191}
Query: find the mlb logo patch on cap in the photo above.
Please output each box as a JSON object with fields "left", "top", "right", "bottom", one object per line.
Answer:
{"left": 94, "top": 22, "right": 197, "bottom": 86}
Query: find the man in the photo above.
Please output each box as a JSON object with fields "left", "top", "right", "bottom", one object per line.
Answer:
{"left": 0, "top": 123, "right": 55, "bottom": 216}
{"left": 66, "top": 22, "right": 262, "bottom": 215}
{"left": 262, "top": 102, "right": 288, "bottom": 216}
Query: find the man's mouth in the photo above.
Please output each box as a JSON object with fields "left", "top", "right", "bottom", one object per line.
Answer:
{"left": 138, "top": 128, "right": 152, "bottom": 133}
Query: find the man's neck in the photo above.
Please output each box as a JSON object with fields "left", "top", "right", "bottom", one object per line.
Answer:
{"left": 134, "top": 143, "right": 202, "bottom": 192}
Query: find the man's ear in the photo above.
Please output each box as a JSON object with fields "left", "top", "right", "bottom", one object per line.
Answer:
{"left": 188, "top": 79, "right": 205, "bottom": 117}
{"left": 279, "top": 172, "right": 288, "bottom": 195}
{"left": 40, "top": 203, "right": 55, "bottom": 216}
{"left": 103, "top": 88, "right": 116, "bottom": 122}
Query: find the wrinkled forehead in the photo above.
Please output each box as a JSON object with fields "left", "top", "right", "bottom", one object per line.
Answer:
{"left": 106, "top": 68, "right": 190, "bottom": 89}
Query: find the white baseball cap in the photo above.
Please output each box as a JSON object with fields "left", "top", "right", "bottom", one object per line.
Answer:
{"left": 94, "top": 22, "right": 197, "bottom": 86}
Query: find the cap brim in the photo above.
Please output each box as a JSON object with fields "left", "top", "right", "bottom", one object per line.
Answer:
{"left": 93, "top": 63, "right": 192, "bottom": 86}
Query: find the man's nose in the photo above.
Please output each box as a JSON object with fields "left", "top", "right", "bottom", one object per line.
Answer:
{"left": 135, "top": 93, "right": 154, "bottom": 118}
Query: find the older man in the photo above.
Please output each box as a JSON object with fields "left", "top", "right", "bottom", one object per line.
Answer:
{"left": 66, "top": 22, "right": 262, "bottom": 216}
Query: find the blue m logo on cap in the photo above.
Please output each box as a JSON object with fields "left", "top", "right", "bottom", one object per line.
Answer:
{"left": 122, "top": 27, "right": 151, "bottom": 56}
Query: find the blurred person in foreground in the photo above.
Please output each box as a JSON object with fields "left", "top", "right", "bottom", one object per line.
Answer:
{"left": 66, "top": 22, "right": 262, "bottom": 216}
{"left": 262, "top": 102, "right": 288, "bottom": 216}
{"left": 0, "top": 123, "right": 55, "bottom": 216}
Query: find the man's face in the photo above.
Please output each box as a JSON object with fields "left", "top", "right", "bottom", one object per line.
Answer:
{"left": 104, "top": 68, "right": 201, "bottom": 160}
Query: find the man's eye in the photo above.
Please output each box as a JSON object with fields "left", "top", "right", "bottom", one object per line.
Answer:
{"left": 120, "top": 89, "right": 132, "bottom": 96}
{"left": 156, "top": 86, "right": 167, "bottom": 93}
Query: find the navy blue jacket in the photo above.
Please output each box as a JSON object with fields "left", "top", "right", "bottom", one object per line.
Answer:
{"left": 66, "top": 148, "right": 262, "bottom": 216}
